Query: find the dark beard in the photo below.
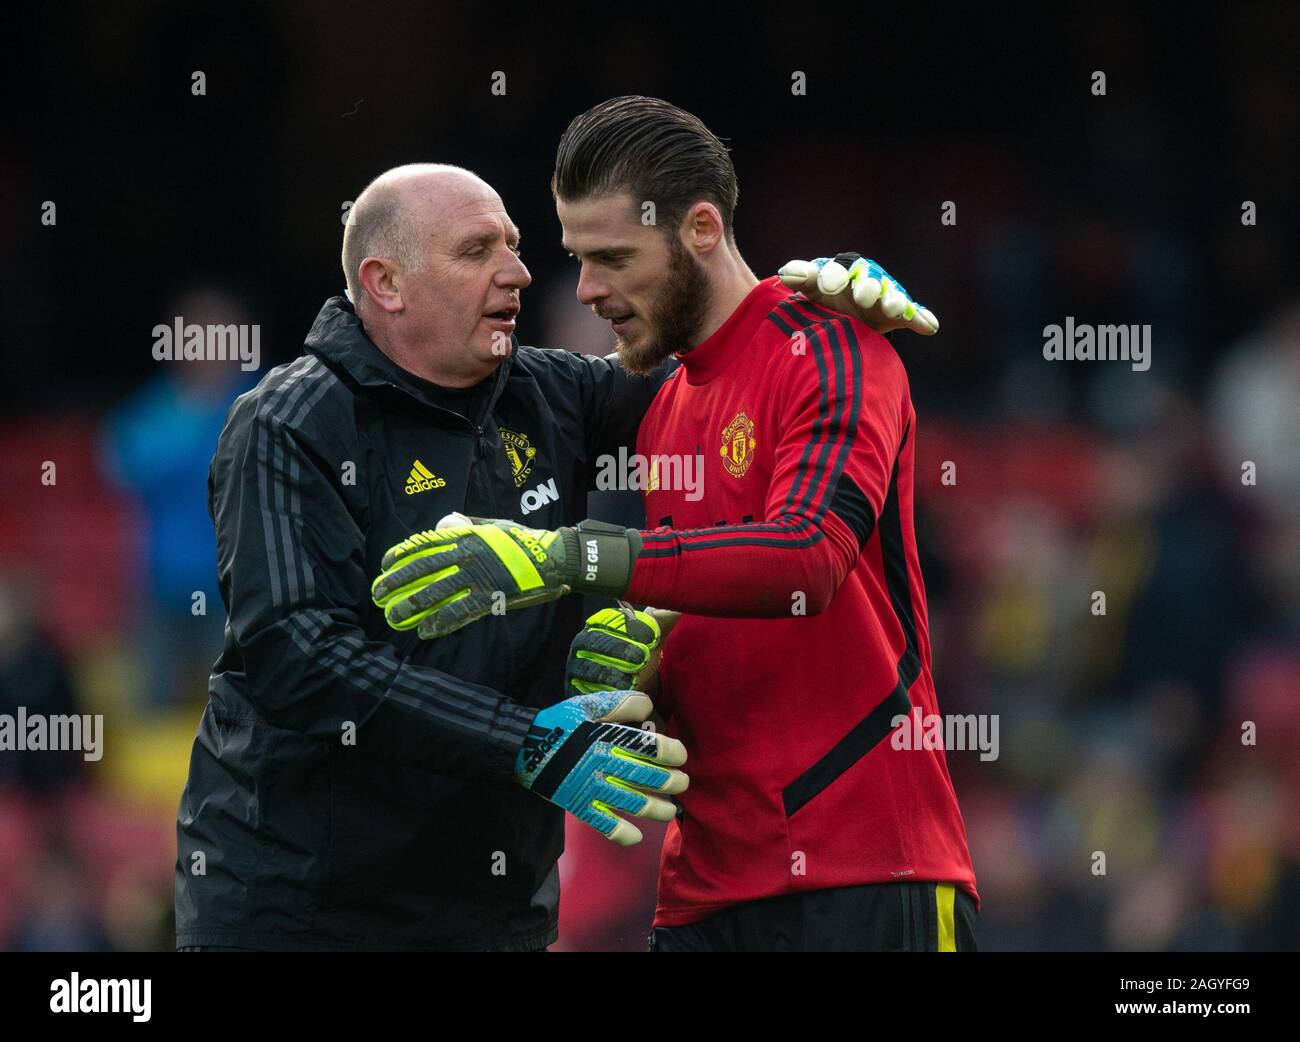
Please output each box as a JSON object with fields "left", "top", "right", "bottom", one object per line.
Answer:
{"left": 616, "top": 236, "right": 711, "bottom": 376}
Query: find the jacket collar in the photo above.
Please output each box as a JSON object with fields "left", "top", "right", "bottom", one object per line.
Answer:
{"left": 303, "top": 295, "right": 513, "bottom": 427}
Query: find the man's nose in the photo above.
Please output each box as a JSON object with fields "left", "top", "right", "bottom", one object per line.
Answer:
{"left": 498, "top": 250, "right": 531, "bottom": 290}
{"left": 575, "top": 264, "right": 606, "bottom": 307}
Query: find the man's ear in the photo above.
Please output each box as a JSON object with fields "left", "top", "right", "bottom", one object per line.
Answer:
{"left": 682, "top": 201, "right": 726, "bottom": 256}
{"left": 358, "top": 256, "right": 404, "bottom": 314}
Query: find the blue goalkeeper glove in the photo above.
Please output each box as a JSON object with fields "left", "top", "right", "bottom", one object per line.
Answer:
{"left": 517, "top": 689, "right": 687, "bottom": 846}
{"left": 778, "top": 253, "right": 938, "bottom": 335}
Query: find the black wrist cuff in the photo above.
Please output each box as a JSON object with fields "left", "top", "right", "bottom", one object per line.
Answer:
{"left": 564, "top": 520, "right": 639, "bottom": 597}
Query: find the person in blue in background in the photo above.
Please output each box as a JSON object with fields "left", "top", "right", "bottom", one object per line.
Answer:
{"left": 101, "top": 287, "right": 258, "bottom": 710}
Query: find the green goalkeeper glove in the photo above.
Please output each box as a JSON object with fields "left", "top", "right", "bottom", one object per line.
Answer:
{"left": 371, "top": 515, "right": 640, "bottom": 640}
{"left": 565, "top": 605, "right": 679, "bottom": 696}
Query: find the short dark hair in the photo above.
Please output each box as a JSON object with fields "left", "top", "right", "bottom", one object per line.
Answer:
{"left": 552, "top": 96, "right": 738, "bottom": 239}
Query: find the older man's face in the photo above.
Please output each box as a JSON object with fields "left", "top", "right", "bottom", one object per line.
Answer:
{"left": 402, "top": 177, "right": 531, "bottom": 376}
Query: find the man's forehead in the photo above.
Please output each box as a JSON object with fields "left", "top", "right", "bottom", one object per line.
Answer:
{"left": 435, "top": 196, "right": 520, "bottom": 244}
{"left": 557, "top": 192, "right": 643, "bottom": 248}
{"left": 449, "top": 208, "right": 519, "bottom": 239}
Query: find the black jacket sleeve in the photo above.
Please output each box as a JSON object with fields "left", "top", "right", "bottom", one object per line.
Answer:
{"left": 211, "top": 385, "right": 538, "bottom": 781}
{"left": 571, "top": 352, "right": 675, "bottom": 472}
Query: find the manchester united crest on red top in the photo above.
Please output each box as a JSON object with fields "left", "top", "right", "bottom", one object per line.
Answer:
{"left": 720, "top": 411, "right": 756, "bottom": 477}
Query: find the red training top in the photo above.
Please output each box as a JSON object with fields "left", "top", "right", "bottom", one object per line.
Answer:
{"left": 624, "top": 276, "right": 979, "bottom": 927}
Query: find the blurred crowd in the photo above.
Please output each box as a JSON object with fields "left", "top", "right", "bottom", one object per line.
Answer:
{"left": 2, "top": 3, "right": 1297, "bottom": 950}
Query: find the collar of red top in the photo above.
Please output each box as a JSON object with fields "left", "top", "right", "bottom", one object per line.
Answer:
{"left": 675, "top": 275, "right": 788, "bottom": 386}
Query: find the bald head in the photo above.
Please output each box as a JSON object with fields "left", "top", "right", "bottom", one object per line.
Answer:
{"left": 341, "top": 163, "right": 493, "bottom": 307}
{"left": 336, "top": 163, "right": 530, "bottom": 388}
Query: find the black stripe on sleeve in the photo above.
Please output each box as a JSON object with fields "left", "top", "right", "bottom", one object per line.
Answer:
{"left": 766, "top": 310, "right": 798, "bottom": 337}
{"left": 775, "top": 299, "right": 820, "bottom": 332}
{"left": 804, "top": 318, "right": 862, "bottom": 527}
{"left": 782, "top": 320, "right": 834, "bottom": 516}
{"left": 636, "top": 517, "right": 822, "bottom": 557}
{"left": 827, "top": 472, "right": 876, "bottom": 549}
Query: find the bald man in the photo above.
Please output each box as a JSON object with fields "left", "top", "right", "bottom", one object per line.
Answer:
{"left": 340, "top": 166, "right": 531, "bottom": 388}
{"left": 174, "top": 163, "right": 915, "bottom": 951}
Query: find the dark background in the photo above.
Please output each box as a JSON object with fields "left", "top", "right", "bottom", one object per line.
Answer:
{"left": 1, "top": 2, "right": 1298, "bottom": 951}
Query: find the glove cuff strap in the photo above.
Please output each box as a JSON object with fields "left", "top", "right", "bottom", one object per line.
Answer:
{"left": 563, "top": 520, "right": 639, "bottom": 597}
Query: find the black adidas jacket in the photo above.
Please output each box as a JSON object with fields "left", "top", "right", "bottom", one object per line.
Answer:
{"left": 174, "top": 296, "right": 665, "bottom": 951}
